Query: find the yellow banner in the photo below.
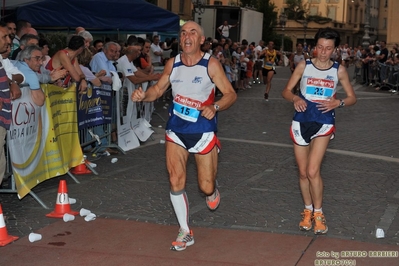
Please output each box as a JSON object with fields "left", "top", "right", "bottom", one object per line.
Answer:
{"left": 7, "top": 84, "right": 83, "bottom": 198}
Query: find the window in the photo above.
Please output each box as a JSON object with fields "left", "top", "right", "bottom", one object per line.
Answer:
{"left": 385, "top": 0, "right": 388, "bottom": 7}
{"left": 214, "top": 1, "right": 222, "bottom": 5}
{"left": 178, "top": 0, "right": 183, "bottom": 14}
{"left": 383, "top": 18, "right": 387, "bottom": 29}
{"left": 309, "top": 6, "right": 318, "bottom": 16}
{"left": 327, "top": 6, "right": 336, "bottom": 20}
{"left": 349, "top": 7, "right": 352, "bottom": 23}
{"left": 309, "top": 0, "right": 320, "bottom": 3}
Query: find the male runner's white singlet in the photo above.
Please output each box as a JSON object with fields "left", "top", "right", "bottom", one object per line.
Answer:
{"left": 167, "top": 53, "right": 217, "bottom": 134}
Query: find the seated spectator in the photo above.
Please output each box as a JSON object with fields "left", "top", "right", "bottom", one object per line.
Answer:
{"left": 13, "top": 45, "right": 45, "bottom": 106}
{"left": 11, "top": 33, "right": 39, "bottom": 60}
{"left": 46, "top": 35, "right": 87, "bottom": 91}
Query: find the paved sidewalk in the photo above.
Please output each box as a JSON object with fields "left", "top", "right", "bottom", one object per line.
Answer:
{"left": 1, "top": 65, "right": 399, "bottom": 265}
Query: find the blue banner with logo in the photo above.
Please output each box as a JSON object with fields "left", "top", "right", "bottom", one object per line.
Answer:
{"left": 77, "top": 83, "right": 113, "bottom": 130}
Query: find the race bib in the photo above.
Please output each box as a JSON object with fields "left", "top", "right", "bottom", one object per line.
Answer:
{"left": 305, "top": 78, "right": 334, "bottom": 101}
{"left": 173, "top": 94, "right": 202, "bottom": 122}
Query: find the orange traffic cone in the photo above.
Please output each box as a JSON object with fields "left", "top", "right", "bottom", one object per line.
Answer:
{"left": 70, "top": 162, "right": 92, "bottom": 175}
{"left": 46, "top": 180, "right": 79, "bottom": 218}
{"left": 0, "top": 204, "right": 19, "bottom": 246}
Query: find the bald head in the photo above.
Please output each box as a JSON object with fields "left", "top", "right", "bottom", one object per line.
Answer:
{"left": 26, "top": 27, "right": 37, "bottom": 36}
{"left": 75, "top": 27, "right": 85, "bottom": 34}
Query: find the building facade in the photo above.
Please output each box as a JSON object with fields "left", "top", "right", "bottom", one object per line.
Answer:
{"left": 273, "top": 0, "right": 397, "bottom": 51}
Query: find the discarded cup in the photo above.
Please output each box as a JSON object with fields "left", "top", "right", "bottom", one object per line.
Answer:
{"left": 80, "top": 208, "right": 91, "bottom": 217}
{"left": 159, "top": 140, "right": 165, "bottom": 144}
{"left": 63, "top": 213, "right": 75, "bottom": 222}
{"left": 158, "top": 125, "right": 162, "bottom": 128}
{"left": 376, "top": 228, "right": 385, "bottom": 238}
{"left": 84, "top": 213, "right": 96, "bottom": 222}
{"left": 69, "top": 197, "right": 77, "bottom": 204}
{"left": 29, "top": 232, "right": 42, "bottom": 243}
{"left": 111, "top": 158, "right": 118, "bottom": 163}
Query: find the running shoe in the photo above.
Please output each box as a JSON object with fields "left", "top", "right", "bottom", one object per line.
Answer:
{"left": 299, "top": 209, "right": 313, "bottom": 231}
{"left": 313, "top": 212, "right": 328, "bottom": 235}
{"left": 170, "top": 229, "right": 194, "bottom": 251}
{"left": 206, "top": 188, "right": 220, "bottom": 211}
{"left": 264, "top": 93, "right": 269, "bottom": 101}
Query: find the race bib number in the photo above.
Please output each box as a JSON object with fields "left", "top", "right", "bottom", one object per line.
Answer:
{"left": 305, "top": 78, "right": 335, "bottom": 101}
{"left": 173, "top": 94, "right": 202, "bottom": 122}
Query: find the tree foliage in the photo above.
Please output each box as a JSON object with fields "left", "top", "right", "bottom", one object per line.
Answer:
{"left": 285, "top": 0, "right": 309, "bottom": 20}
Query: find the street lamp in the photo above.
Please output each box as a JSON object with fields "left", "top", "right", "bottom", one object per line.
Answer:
{"left": 362, "top": 0, "right": 370, "bottom": 48}
{"left": 279, "top": 12, "right": 287, "bottom": 52}
{"left": 191, "top": 0, "right": 206, "bottom": 26}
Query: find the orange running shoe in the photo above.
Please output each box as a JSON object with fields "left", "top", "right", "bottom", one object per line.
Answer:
{"left": 313, "top": 211, "right": 328, "bottom": 235}
{"left": 206, "top": 188, "right": 220, "bottom": 211}
{"left": 299, "top": 209, "right": 313, "bottom": 231}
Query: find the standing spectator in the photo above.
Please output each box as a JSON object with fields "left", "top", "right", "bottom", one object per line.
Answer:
{"left": 131, "top": 21, "right": 237, "bottom": 252}
{"left": 77, "top": 48, "right": 103, "bottom": 87}
{"left": 134, "top": 39, "right": 153, "bottom": 74}
{"left": 117, "top": 44, "right": 160, "bottom": 85}
{"left": 11, "top": 33, "right": 38, "bottom": 60}
{"left": 6, "top": 21, "right": 17, "bottom": 59}
{"left": 90, "top": 41, "right": 118, "bottom": 76}
{"left": 289, "top": 43, "right": 308, "bottom": 93}
{"left": 93, "top": 40, "right": 104, "bottom": 54}
{"left": 12, "top": 20, "right": 31, "bottom": 51}
{"left": 253, "top": 40, "right": 264, "bottom": 84}
{"left": 246, "top": 54, "right": 254, "bottom": 86}
{"left": 78, "top": 30, "right": 93, "bottom": 48}
{"left": 0, "top": 23, "right": 24, "bottom": 185}
{"left": 13, "top": 45, "right": 46, "bottom": 106}
{"left": 39, "top": 38, "right": 51, "bottom": 67}
{"left": 340, "top": 43, "right": 351, "bottom": 67}
{"left": 46, "top": 35, "right": 87, "bottom": 91}
{"left": 282, "top": 27, "right": 356, "bottom": 235}
{"left": 377, "top": 41, "right": 389, "bottom": 84}
{"left": 150, "top": 35, "right": 163, "bottom": 66}
{"left": 217, "top": 20, "right": 239, "bottom": 40}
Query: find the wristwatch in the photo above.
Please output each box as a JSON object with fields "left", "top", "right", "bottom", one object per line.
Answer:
{"left": 213, "top": 103, "right": 220, "bottom": 111}
{"left": 9, "top": 80, "right": 18, "bottom": 85}
{"left": 339, "top": 99, "right": 345, "bottom": 108}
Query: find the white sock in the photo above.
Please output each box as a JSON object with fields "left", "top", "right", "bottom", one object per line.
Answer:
{"left": 305, "top": 204, "right": 313, "bottom": 211}
{"left": 314, "top": 208, "right": 323, "bottom": 213}
{"left": 170, "top": 190, "right": 189, "bottom": 232}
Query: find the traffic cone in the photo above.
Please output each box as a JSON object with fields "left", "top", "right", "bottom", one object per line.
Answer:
{"left": 70, "top": 163, "right": 92, "bottom": 175}
{"left": 46, "top": 180, "right": 79, "bottom": 218}
{"left": 0, "top": 204, "right": 19, "bottom": 246}
{"left": 70, "top": 156, "right": 92, "bottom": 175}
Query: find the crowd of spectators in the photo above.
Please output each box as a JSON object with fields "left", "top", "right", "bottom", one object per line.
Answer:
{"left": 1, "top": 20, "right": 169, "bottom": 159}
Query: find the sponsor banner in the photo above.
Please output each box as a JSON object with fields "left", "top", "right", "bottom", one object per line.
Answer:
{"left": 77, "top": 83, "right": 113, "bottom": 130}
{"left": 7, "top": 84, "right": 83, "bottom": 198}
